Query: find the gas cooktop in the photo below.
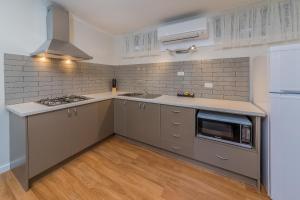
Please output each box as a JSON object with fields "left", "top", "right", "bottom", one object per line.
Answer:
{"left": 37, "top": 95, "right": 91, "bottom": 107}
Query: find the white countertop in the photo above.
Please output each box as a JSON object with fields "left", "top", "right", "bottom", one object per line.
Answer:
{"left": 6, "top": 92, "right": 266, "bottom": 117}
{"left": 6, "top": 92, "right": 117, "bottom": 117}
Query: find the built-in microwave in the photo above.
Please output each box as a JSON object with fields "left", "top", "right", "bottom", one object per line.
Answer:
{"left": 197, "top": 111, "right": 253, "bottom": 148}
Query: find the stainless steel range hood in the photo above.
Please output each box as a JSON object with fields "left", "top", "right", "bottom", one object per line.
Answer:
{"left": 31, "top": 4, "right": 92, "bottom": 61}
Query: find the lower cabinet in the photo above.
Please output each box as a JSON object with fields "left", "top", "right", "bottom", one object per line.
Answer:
{"left": 71, "top": 100, "right": 114, "bottom": 154}
{"left": 11, "top": 98, "right": 262, "bottom": 191}
{"left": 116, "top": 101, "right": 195, "bottom": 154}
{"left": 127, "top": 101, "right": 144, "bottom": 141}
{"left": 27, "top": 100, "right": 113, "bottom": 178}
{"left": 28, "top": 107, "right": 75, "bottom": 178}
{"left": 127, "top": 101, "right": 161, "bottom": 147}
{"left": 70, "top": 103, "right": 99, "bottom": 155}
{"left": 97, "top": 100, "right": 114, "bottom": 140}
{"left": 114, "top": 99, "right": 128, "bottom": 136}
{"left": 116, "top": 101, "right": 260, "bottom": 187}
{"left": 160, "top": 105, "right": 196, "bottom": 158}
{"left": 194, "top": 138, "right": 258, "bottom": 179}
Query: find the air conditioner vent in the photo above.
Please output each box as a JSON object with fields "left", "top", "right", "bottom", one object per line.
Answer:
{"left": 158, "top": 17, "right": 212, "bottom": 52}
{"left": 158, "top": 18, "right": 209, "bottom": 43}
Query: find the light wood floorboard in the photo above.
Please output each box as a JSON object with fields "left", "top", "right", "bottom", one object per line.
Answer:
{"left": 0, "top": 136, "right": 270, "bottom": 200}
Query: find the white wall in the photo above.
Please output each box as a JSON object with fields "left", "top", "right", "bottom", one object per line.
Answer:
{"left": 0, "top": 0, "right": 47, "bottom": 173}
{"left": 0, "top": 54, "right": 10, "bottom": 173}
{"left": 70, "top": 16, "right": 116, "bottom": 65}
{"left": 251, "top": 55, "right": 270, "bottom": 194}
{"left": 251, "top": 56, "right": 269, "bottom": 111}
{"left": 0, "top": 0, "right": 115, "bottom": 173}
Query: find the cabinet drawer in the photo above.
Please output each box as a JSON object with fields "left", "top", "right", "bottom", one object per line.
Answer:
{"left": 161, "top": 120, "right": 194, "bottom": 144}
{"left": 194, "top": 138, "right": 258, "bottom": 178}
{"left": 161, "top": 105, "right": 195, "bottom": 144}
{"left": 162, "top": 139, "right": 194, "bottom": 158}
{"left": 161, "top": 105, "right": 195, "bottom": 123}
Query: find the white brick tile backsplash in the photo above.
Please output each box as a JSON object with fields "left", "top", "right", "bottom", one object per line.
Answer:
{"left": 116, "top": 57, "right": 250, "bottom": 101}
{"left": 4, "top": 54, "right": 250, "bottom": 104}
{"left": 4, "top": 53, "right": 114, "bottom": 104}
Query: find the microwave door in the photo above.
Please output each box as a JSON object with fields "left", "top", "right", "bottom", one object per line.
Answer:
{"left": 197, "top": 111, "right": 252, "bottom": 148}
{"left": 199, "top": 119, "right": 238, "bottom": 141}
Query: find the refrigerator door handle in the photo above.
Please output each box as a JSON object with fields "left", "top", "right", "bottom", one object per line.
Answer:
{"left": 280, "top": 90, "right": 300, "bottom": 94}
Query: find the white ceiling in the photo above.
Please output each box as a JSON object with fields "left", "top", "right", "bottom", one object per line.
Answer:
{"left": 50, "top": 0, "right": 259, "bottom": 35}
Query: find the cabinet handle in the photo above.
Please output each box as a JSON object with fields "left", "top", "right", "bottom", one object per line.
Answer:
{"left": 139, "top": 103, "right": 142, "bottom": 109}
{"left": 172, "top": 110, "right": 181, "bottom": 113}
{"left": 172, "top": 146, "right": 180, "bottom": 150}
{"left": 172, "top": 122, "right": 182, "bottom": 126}
{"left": 123, "top": 101, "right": 126, "bottom": 105}
{"left": 73, "top": 108, "right": 78, "bottom": 116}
{"left": 67, "top": 108, "right": 72, "bottom": 117}
{"left": 142, "top": 103, "right": 146, "bottom": 110}
{"left": 172, "top": 134, "right": 181, "bottom": 138}
{"left": 216, "top": 154, "right": 229, "bottom": 160}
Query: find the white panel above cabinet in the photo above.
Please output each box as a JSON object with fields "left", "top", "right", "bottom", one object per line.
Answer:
{"left": 122, "top": 29, "right": 160, "bottom": 58}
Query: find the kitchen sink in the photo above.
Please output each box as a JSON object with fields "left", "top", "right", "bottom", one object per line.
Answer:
{"left": 140, "top": 94, "right": 162, "bottom": 99}
{"left": 119, "top": 93, "right": 161, "bottom": 99}
{"left": 120, "top": 93, "right": 144, "bottom": 97}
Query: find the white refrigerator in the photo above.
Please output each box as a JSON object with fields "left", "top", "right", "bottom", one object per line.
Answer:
{"left": 269, "top": 44, "right": 300, "bottom": 200}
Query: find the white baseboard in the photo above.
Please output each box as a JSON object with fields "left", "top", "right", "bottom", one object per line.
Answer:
{"left": 10, "top": 157, "right": 25, "bottom": 169}
{"left": 0, "top": 157, "right": 25, "bottom": 175}
{"left": 0, "top": 163, "right": 10, "bottom": 174}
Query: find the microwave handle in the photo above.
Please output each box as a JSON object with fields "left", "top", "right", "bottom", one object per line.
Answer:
{"left": 240, "top": 125, "right": 242, "bottom": 144}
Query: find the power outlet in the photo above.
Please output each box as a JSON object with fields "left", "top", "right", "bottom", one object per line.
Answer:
{"left": 204, "top": 82, "right": 213, "bottom": 88}
{"left": 177, "top": 71, "right": 184, "bottom": 76}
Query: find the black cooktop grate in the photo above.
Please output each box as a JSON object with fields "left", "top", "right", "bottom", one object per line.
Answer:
{"left": 37, "top": 95, "right": 91, "bottom": 106}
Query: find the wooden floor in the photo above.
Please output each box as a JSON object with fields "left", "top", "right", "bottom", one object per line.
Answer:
{"left": 0, "top": 136, "right": 270, "bottom": 200}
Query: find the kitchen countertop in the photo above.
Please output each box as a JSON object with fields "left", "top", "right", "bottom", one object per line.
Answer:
{"left": 6, "top": 92, "right": 266, "bottom": 117}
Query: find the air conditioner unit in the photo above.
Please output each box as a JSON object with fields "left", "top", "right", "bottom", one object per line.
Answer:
{"left": 158, "top": 17, "right": 209, "bottom": 44}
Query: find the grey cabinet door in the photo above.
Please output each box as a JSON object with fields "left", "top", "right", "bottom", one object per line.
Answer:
{"left": 71, "top": 101, "right": 114, "bottom": 154}
{"left": 97, "top": 100, "right": 114, "bottom": 140}
{"left": 28, "top": 108, "right": 73, "bottom": 178}
{"left": 71, "top": 103, "right": 99, "bottom": 155}
{"left": 27, "top": 101, "right": 114, "bottom": 179}
{"left": 142, "top": 103, "right": 161, "bottom": 147}
{"left": 126, "top": 101, "right": 160, "bottom": 147}
{"left": 114, "top": 99, "right": 127, "bottom": 136}
{"left": 127, "top": 101, "right": 144, "bottom": 142}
